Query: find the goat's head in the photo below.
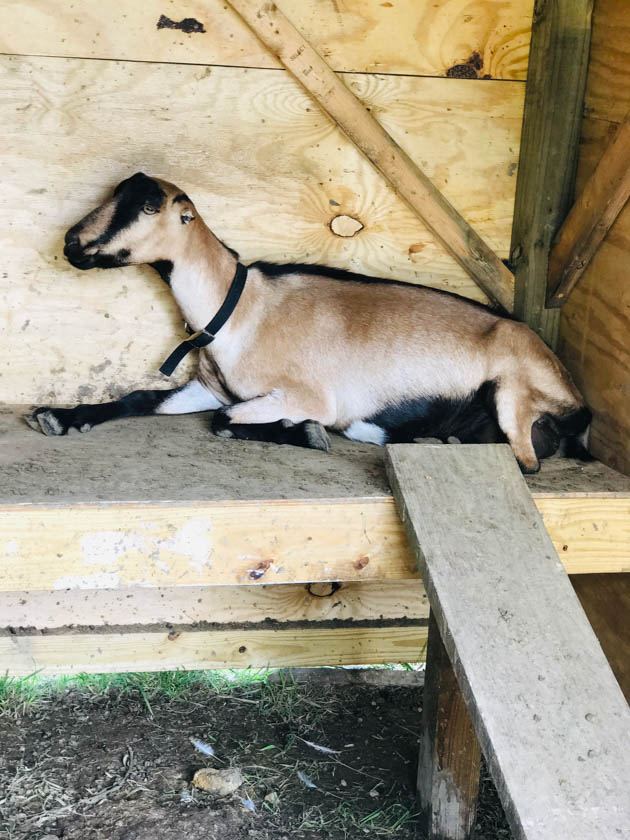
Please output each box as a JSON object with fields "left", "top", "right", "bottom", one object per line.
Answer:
{"left": 63, "top": 173, "right": 197, "bottom": 271}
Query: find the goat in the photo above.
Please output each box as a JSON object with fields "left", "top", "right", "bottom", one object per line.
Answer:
{"left": 27, "top": 172, "right": 591, "bottom": 473}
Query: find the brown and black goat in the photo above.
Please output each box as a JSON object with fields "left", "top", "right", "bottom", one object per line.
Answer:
{"left": 27, "top": 172, "right": 591, "bottom": 473}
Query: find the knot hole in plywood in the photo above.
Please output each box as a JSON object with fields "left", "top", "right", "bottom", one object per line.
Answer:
{"left": 329, "top": 215, "right": 364, "bottom": 237}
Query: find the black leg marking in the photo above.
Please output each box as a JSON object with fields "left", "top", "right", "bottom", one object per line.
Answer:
{"left": 26, "top": 388, "right": 186, "bottom": 437}
{"left": 211, "top": 410, "right": 330, "bottom": 451}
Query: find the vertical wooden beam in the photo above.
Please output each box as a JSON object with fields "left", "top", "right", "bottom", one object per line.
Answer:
{"left": 510, "top": 0, "right": 593, "bottom": 346}
{"left": 419, "top": 612, "right": 481, "bottom": 840}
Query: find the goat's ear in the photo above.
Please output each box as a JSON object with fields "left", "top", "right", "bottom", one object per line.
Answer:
{"left": 180, "top": 209, "right": 195, "bottom": 225}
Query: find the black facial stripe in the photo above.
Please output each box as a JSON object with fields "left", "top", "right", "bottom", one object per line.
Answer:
{"left": 97, "top": 173, "right": 166, "bottom": 247}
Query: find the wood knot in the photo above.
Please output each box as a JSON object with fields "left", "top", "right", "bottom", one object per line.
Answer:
{"left": 330, "top": 215, "right": 364, "bottom": 237}
{"left": 354, "top": 555, "right": 370, "bottom": 571}
{"left": 307, "top": 582, "right": 342, "bottom": 598}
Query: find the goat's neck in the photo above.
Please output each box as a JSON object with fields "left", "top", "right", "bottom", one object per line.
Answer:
{"left": 167, "top": 223, "right": 238, "bottom": 331}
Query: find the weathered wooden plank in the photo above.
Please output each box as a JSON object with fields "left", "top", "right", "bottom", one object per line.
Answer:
{"left": 0, "top": 56, "right": 525, "bottom": 404}
{"left": 386, "top": 444, "right": 630, "bottom": 840}
{"left": 0, "top": 0, "right": 535, "bottom": 79}
{"left": 0, "top": 624, "right": 428, "bottom": 676}
{"left": 418, "top": 612, "right": 481, "bottom": 840}
{"left": 1, "top": 492, "right": 629, "bottom": 593}
{"left": 510, "top": 0, "right": 593, "bottom": 345}
{"left": 0, "top": 580, "right": 427, "bottom": 629}
{"left": 572, "top": 573, "right": 630, "bottom": 702}
{"left": 226, "top": 0, "right": 515, "bottom": 310}
{"left": 547, "top": 115, "right": 630, "bottom": 306}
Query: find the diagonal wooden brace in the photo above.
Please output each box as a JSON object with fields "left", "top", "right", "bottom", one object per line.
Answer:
{"left": 225, "top": 0, "right": 515, "bottom": 312}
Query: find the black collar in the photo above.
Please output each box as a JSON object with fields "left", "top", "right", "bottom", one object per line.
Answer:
{"left": 159, "top": 262, "right": 248, "bottom": 376}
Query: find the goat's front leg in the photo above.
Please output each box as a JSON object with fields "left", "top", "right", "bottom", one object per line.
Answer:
{"left": 26, "top": 379, "right": 223, "bottom": 436}
{"left": 211, "top": 388, "right": 331, "bottom": 452}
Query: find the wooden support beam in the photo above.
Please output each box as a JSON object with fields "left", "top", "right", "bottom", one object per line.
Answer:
{"left": 225, "top": 0, "right": 515, "bottom": 311}
{"left": 547, "top": 115, "right": 630, "bottom": 306}
{"left": 386, "top": 444, "right": 630, "bottom": 840}
{"left": 418, "top": 612, "right": 481, "bottom": 840}
{"left": 0, "top": 624, "right": 427, "bottom": 676}
{"left": 510, "top": 0, "right": 593, "bottom": 344}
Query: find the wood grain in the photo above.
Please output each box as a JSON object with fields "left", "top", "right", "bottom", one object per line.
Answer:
{"left": 386, "top": 443, "right": 630, "bottom": 840}
{"left": 0, "top": 0, "right": 535, "bottom": 79}
{"left": 0, "top": 580, "right": 427, "bottom": 629}
{"left": 0, "top": 491, "right": 628, "bottom": 595}
{"left": 226, "top": 0, "right": 515, "bottom": 310}
{"left": 0, "top": 55, "right": 525, "bottom": 404}
{"left": 547, "top": 115, "right": 630, "bottom": 306}
{"left": 509, "top": 0, "right": 593, "bottom": 346}
{"left": 581, "top": 0, "right": 630, "bottom": 123}
{"left": 418, "top": 612, "right": 481, "bottom": 840}
{"left": 572, "top": 573, "right": 630, "bottom": 701}
{"left": 556, "top": 0, "right": 630, "bottom": 476}
{"left": 0, "top": 624, "right": 428, "bottom": 676}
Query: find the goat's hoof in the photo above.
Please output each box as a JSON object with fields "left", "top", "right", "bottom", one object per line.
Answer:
{"left": 303, "top": 421, "right": 331, "bottom": 452}
{"left": 518, "top": 458, "right": 541, "bottom": 475}
{"left": 211, "top": 408, "right": 234, "bottom": 439}
{"left": 25, "top": 408, "right": 66, "bottom": 436}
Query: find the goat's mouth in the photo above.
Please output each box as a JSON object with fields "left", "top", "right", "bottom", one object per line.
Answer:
{"left": 64, "top": 246, "right": 130, "bottom": 270}
{"left": 64, "top": 245, "right": 97, "bottom": 270}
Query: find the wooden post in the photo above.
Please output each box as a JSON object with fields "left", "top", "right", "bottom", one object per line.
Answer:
{"left": 419, "top": 611, "right": 481, "bottom": 840}
{"left": 547, "top": 115, "right": 630, "bottom": 306}
{"left": 224, "top": 0, "right": 515, "bottom": 312}
{"left": 510, "top": 0, "right": 593, "bottom": 345}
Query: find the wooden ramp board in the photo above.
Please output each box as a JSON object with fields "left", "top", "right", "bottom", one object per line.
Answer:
{"left": 386, "top": 444, "right": 630, "bottom": 840}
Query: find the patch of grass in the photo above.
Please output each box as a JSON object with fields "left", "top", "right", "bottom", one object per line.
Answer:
{"left": 296, "top": 801, "right": 420, "bottom": 837}
{"left": 0, "top": 669, "right": 273, "bottom": 718}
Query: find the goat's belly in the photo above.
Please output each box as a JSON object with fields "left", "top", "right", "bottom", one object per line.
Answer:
{"left": 330, "top": 355, "right": 487, "bottom": 429}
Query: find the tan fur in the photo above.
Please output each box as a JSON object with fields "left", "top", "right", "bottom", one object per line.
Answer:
{"left": 60, "top": 175, "right": 587, "bottom": 471}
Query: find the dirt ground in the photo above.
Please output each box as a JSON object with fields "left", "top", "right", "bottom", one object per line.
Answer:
{"left": 0, "top": 673, "right": 511, "bottom": 840}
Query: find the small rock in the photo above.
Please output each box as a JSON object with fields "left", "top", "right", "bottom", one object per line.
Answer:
{"left": 192, "top": 767, "right": 244, "bottom": 796}
{"left": 264, "top": 791, "right": 280, "bottom": 807}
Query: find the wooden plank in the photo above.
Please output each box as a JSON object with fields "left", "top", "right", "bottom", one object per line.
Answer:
{"left": 510, "top": 0, "right": 593, "bottom": 345}
{"left": 0, "top": 580, "right": 427, "bottom": 629}
{"left": 386, "top": 444, "right": 630, "bottom": 840}
{"left": 0, "top": 493, "right": 628, "bottom": 593}
{"left": 226, "top": 1, "right": 515, "bottom": 311}
{"left": 559, "top": 201, "right": 630, "bottom": 475}
{"left": 581, "top": 0, "right": 630, "bottom": 124}
{"left": 571, "top": 573, "right": 630, "bottom": 702}
{"left": 0, "top": 624, "right": 428, "bottom": 676}
{"left": 556, "top": 0, "right": 630, "bottom": 476}
{"left": 0, "top": 57, "right": 525, "bottom": 405}
{"left": 418, "top": 612, "right": 481, "bottom": 840}
{"left": 3, "top": 492, "right": 630, "bottom": 592}
{"left": 547, "top": 116, "right": 630, "bottom": 306}
{"left": 0, "top": 0, "right": 535, "bottom": 79}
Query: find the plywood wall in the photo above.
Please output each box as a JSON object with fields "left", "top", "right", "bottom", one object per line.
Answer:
{"left": 559, "top": 0, "right": 630, "bottom": 475}
{"left": 0, "top": 1, "right": 533, "bottom": 404}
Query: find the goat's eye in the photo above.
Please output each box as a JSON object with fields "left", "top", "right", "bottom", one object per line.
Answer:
{"left": 143, "top": 204, "right": 157, "bottom": 215}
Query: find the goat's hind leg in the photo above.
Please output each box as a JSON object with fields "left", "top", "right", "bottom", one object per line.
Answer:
{"left": 26, "top": 379, "right": 222, "bottom": 436}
